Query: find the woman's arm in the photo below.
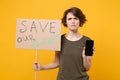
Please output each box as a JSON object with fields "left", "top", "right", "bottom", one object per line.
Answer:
{"left": 82, "top": 55, "right": 92, "bottom": 71}
{"left": 82, "top": 47, "right": 94, "bottom": 71}
{"left": 34, "top": 51, "right": 60, "bottom": 71}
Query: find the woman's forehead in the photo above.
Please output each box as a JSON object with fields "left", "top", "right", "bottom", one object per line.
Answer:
{"left": 66, "top": 13, "right": 77, "bottom": 18}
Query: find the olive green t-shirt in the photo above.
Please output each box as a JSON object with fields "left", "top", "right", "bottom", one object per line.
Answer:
{"left": 57, "top": 34, "right": 91, "bottom": 80}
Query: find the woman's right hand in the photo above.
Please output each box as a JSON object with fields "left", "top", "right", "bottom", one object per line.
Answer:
{"left": 33, "top": 62, "right": 41, "bottom": 71}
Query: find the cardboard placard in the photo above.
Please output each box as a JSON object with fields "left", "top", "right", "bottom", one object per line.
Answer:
{"left": 16, "top": 18, "right": 61, "bottom": 51}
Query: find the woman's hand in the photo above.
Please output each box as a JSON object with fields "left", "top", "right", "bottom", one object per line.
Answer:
{"left": 33, "top": 51, "right": 60, "bottom": 71}
{"left": 33, "top": 62, "right": 41, "bottom": 71}
{"left": 82, "top": 47, "right": 92, "bottom": 71}
{"left": 82, "top": 47, "right": 85, "bottom": 57}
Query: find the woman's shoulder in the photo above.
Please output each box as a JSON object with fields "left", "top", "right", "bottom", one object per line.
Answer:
{"left": 82, "top": 35, "right": 92, "bottom": 40}
{"left": 61, "top": 34, "right": 65, "bottom": 37}
{"left": 82, "top": 35, "right": 94, "bottom": 44}
{"left": 61, "top": 34, "right": 66, "bottom": 39}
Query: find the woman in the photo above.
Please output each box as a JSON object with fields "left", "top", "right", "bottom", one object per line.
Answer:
{"left": 34, "top": 7, "right": 94, "bottom": 80}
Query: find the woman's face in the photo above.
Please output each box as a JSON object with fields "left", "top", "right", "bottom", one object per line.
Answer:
{"left": 66, "top": 12, "right": 80, "bottom": 31}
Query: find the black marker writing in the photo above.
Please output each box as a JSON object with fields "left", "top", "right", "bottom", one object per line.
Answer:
{"left": 50, "top": 22, "right": 55, "bottom": 33}
{"left": 17, "top": 34, "right": 35, "bottom": 43}
{"left": 30, "top": 21, "right": 37, "bottom": 33}
{"left": 19, "top": 20, "right": 27, "bottom": 33}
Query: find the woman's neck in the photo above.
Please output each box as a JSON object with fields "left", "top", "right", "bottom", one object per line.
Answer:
{"left": 67, "top": 30, "right": 79, "bottom": 36}
{"left": 65, "top": 30, "right": 83, "bottom": 41}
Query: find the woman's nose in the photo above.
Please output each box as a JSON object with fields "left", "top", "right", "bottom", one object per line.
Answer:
{"left": 71, "top": 19, "right": 75, "bottom": 23}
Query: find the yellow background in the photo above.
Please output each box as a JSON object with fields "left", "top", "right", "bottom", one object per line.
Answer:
{"left": 0, "top": 0, "right": 120, "bottom": 80}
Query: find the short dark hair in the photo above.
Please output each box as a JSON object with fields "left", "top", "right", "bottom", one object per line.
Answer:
{"left": 62, "top": 7, "right": 87, "bottom": 27}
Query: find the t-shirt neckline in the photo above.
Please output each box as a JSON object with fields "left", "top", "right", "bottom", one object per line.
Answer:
{"left": 63, "top": 34, "right": 84, "bottom": 42}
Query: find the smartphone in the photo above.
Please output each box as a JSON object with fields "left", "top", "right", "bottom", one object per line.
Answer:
{"left": 85, "top": 40, "right": 94, "bottom": 56}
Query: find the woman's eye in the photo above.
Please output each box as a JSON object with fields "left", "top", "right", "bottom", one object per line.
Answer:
{"left": 74, "top": 18, "right": 79, "bottom": 20}
{"left": 68, "top": 18, "right": 72, "bottom": 20}
{"left": 67, "top": 17, "right": 79, "bottom": 20}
